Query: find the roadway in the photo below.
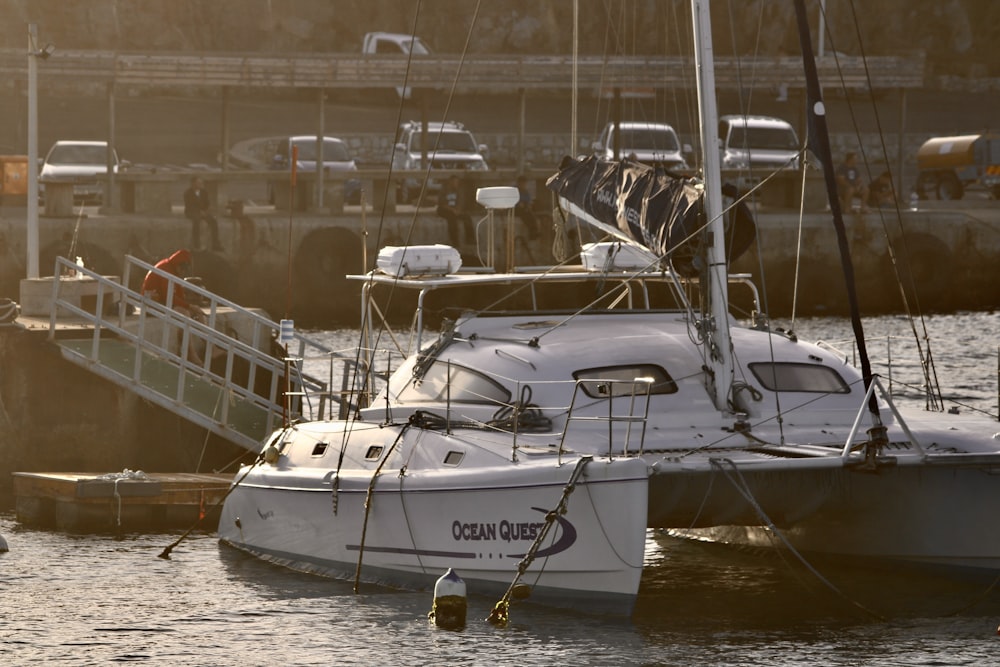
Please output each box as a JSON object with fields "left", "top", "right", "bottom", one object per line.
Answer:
{"left": 2, "top": 85, "right": 998, "bottom": 172}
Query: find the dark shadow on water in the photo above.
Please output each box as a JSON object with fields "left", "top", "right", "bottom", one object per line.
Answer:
{"left": 633, "top": 530, "right": 1000, "bottom": 638}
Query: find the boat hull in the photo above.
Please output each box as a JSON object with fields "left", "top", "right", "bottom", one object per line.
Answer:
{"left": 670, "top": 456, "right": 1000, "bottom": 572}
{"left": 218, "top": 456, "right": 650, "bottom": 615}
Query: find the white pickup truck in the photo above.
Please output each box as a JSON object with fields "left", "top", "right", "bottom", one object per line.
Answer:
{"left": 362, "top": 32, "right": 431, "bottom": 99}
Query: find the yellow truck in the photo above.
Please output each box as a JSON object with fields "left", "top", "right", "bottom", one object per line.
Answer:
{"left": 916, "top": 133, "right": 1000, "bottom": 200}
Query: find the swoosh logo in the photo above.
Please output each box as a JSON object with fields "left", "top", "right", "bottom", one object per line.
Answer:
{"left": 508, "top": 506, "right": 577, "bottom": 559}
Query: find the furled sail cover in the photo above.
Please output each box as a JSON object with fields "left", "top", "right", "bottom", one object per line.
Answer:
{"left": 545, "top": 155, "right": 756, "bottom": 277}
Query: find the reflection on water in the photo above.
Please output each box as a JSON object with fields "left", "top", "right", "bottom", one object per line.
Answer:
{"left": 4, "top": 514, "right": 1000, "bottom": 666}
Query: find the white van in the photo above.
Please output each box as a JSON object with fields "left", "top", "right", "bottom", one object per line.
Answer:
{"left": 718, "top": 115, "right": 801, "bottom": 174}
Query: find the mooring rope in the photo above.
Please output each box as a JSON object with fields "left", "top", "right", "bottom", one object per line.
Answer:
{"left": 486, "top": 455, "right": 593, "bottom": 628}
{"left": 353, "top": 420, "right": 411, "bottom": 593}
{"left": 709, "top": 457, "right": 884, "bottom": 620}
{"left": 158, "top": 451, "right": 264, "bottom": 559}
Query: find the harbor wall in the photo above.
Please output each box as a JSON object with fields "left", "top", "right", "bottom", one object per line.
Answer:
{"left": 732, "top": 205, "right": 1000, "bottom": 316}
{"left": 1, "top": 202, "right": 997, "bottom": 324}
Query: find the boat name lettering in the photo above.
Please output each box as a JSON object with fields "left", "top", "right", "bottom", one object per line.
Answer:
{"left": 451, "top": 519, "right": 544, "bottom": 542}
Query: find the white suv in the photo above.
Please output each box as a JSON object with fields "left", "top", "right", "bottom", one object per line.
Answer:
{"left": 392, "top": 121, "right": 489, "bottom": 203}
{"left": 718, "top": 115, "right": 801, "bottom": 174}
{"left": 591, "top": 121, "right": 690, "bottom": 171}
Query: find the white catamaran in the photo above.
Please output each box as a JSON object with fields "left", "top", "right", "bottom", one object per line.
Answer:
{"left": 218, "top": 0, "right": 1000, "bottom": 619}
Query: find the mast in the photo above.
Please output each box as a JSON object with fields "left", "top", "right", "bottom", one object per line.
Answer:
{"left": 691, "top": 0, "right": 734, "bottom": 412}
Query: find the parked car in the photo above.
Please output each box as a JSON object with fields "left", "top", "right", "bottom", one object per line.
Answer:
{"left": 270, "top": 135, "right": 362, "bottom": 205}
{"left": 391, "top": 120, "right": 489, "bottom": 204}
{"left": 39, "top": 140, "right": 128, "bottom": 204}
{"left": 718, "top": 115, "right": 801, "bottom": 174}
{"left": 591, "top": 121, "right": 691, "bottom": 171}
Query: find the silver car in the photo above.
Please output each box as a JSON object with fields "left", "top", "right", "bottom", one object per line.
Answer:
{"left": 271, "top": 135, "right": 362, "bottom": 204}
{"left": 39, "top": 140, "right": 126, "bottom": 204}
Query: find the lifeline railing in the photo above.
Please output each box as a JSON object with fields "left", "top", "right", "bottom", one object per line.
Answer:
{"left": 557, "top": 377, "right": 654, "bottom": 463}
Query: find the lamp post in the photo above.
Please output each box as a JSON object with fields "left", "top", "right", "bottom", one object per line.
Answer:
{"left": 26, "top": 23, "right": 39, "bottom": 279}
{"left": 25, "top": 23, "right": 52, "bottom": 280}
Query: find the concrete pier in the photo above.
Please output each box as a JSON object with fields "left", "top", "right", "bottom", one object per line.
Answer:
{"left": 12, "top": 471, "right": 232, "bottom": 532}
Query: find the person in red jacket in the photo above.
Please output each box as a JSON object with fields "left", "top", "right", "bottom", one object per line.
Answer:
{"left": 141, "top": 249, "right": 204, "bottom": 319}
{"left": 141, "top": 249, "right": 209, "bottom": 363}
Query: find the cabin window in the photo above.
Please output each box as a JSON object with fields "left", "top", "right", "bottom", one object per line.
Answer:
{"left": 398, "top": 362, "right": 511, "bottom": 405}
{"left": 365, "top": 445, "right": 384, "bottom": 460}
{"left": 311, "top": 442, "right": 329, "bottom": 457}
{"left": 443, "top": 451, "right": 464, "bottom": 466}
{"left": 749, "top": 362, "right": 851, "bottom": 394}
{"left": 573, "top": 364, "right": 677, "bottom": 398}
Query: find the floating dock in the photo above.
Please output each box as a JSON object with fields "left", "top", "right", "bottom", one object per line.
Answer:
{"left": 12, "top": 471, "right": 233, "bottom": 532}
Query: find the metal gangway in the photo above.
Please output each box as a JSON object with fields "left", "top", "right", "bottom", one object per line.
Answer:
{"left": 46, "top": 255, "right": 340, "bottom": 452}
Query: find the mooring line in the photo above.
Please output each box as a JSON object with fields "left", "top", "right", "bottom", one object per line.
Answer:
{"left": 710, "top": 457, "right": 885, "bottom": 620}
{"left": 486, "top": 455, "right": 592, "bottom": 628}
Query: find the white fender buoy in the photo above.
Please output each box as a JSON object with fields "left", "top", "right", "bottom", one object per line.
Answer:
{"left": 0, "top": 534, "right": 8, "bottom": 553}
{"left": 428, "top": 568, "right": 466, "bottom": 630}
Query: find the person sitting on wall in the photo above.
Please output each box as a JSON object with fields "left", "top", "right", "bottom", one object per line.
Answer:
{"left": 868, "top": 170, "right": 895, "bottom": 208}
{"left": 514, "top": 175, "right": 540, "bottom": 240}
{"left": 141, "top": 249, "right": 209, "bottom": 363}
{"left": 436, "top": 175, "right": 474, "bottom": 247}
{"left": 184, "top": 177, "right": 224, "bottom": 251}
{"left": 835, "top": 151, "right": 869, "bottom": 213}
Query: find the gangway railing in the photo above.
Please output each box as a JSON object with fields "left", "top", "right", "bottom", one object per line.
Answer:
{"left": 46, "top": 256, "right": 341, "bottom": 451}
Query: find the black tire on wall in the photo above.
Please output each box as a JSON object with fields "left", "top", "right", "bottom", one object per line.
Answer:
{"left": 291, "top": 227, "right": 364, "bottom": 326}
{"left": 189, "top": 251, "right": 238, "bottom": 302}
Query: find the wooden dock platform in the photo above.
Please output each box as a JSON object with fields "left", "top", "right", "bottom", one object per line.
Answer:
{"left": 13, "top": 471, "right": 233, "bottom": 533}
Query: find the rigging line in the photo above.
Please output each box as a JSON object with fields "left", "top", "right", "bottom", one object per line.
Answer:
{"left": 684, "top": 460, "right": 717, "bottom": 530}
{"left": 793, "top": 0, "right": 879, "bottom": 422}
{"left": 790, "top": 160, "right": 807, "bottom": 327}
{"left": 723, "top": 0, "right": 755, "bottom": 119}
{"left": 672, "top": 2, "right": 697, "bottom": 172}
{"left": 354, "top": 421, "right": 410, "bottom": 594}
{"left": 842, "top": 0, "right": 942, "bottom": 410}
{"left": 676, "top": 373, "right": 874, "bottom": 460}
{"left": 338, "top": 0, "right": 480, "bottom": 460}
{"left": 709, "top": 458, "right": 886, "bottom": 621}
{"left": 580, "top": 477, "right": 644, "bottom": 569}
{"left": 347, "top": 0, "right": 425, "bottom": 433}
{"left": 360, "top": 0, "right": 482, "bottom": 326}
